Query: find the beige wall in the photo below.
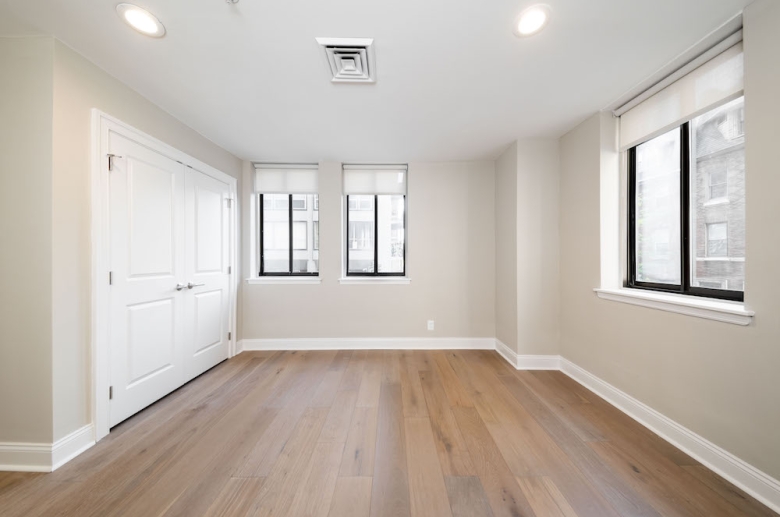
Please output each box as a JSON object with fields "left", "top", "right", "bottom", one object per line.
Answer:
{"left": 516, "top": 140, "right": 560, "bottom": 356}
{"left": 495, "top": 143, "right": 518, "bottom": 349}
{"left": 0, "top": 37, "right": 54, "bottom": 444}
{"left": 242, "top": 161, "right": 496, "bottom": 339}
{"left": 559, "top": 0, "right": 780, "bottom": 480}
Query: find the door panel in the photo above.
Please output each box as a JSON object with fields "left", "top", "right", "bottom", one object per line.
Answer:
{"left": 108, "top": 131, "right": 186, "bottom": 428}
{"left": 184, "top": 167, "right": 231, "bottom": 380}
{"left": 128, "top": 159, "right": 176, "bottom": 277}
{"left": 126, "top": 298, "right": 175, "bottom": 386}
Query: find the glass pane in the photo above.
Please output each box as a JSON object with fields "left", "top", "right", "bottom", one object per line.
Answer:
{"left": 635, "top": 128, "right": 681, "bottom": 285}
{"left": 377, "top": 195, "right": 405, "bottom": 274}
{"left": 690, "top": 96, "right": 745, "bottom": 291}
{"left": 262, "top": 194, "right": 289, "bottom": 273}
{"left": 292, "top": 194, "right": 318, "bottom": 273}
{"left": 348, "top": 195, "right": 375, "bottom": 273}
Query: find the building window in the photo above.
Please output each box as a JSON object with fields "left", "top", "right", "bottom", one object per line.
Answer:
{"left": 708, "top": 168, "right": 727, "bottom": 200}
{"left": 628, "top": 96, "right": 745, "bottom": 301}
{"left": 706, "top": 222, "right": 728, "bottom": 257}
{"left": 259, "top": 193, "right": 319, "bottom": 275}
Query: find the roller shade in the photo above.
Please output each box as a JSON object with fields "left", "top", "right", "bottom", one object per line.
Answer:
{"left": 620, "top": 42, "right": 743, "bottom": 151}
{"left": 343, "top": 164, "right": 407, "bottom": 195}
{"left": 254, "top": 164, "right": 318, "bottom": 193}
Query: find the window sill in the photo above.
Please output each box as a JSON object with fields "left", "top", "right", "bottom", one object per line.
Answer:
{"left": 339, "top": 277, "right": 411, "bottom": 285}
{"left": 594, "top": 287, "right": 753, "bottom": 326}
{"left": 246, "top": 277, "right": 321, "bottom": 285}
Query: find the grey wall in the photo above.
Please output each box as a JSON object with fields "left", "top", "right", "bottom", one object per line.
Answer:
{"left": 0, "top": 37, "right": 54, "bottom": 444}
{"left": 558, "top": 0, "right": 780, "bottom": 480}
{"left": 242, "top": 161, "right": 496, "bottom": 339}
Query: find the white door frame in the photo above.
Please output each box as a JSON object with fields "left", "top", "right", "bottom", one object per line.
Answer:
{"left": 90, "top": 110, "right": 239, "bottom": 441}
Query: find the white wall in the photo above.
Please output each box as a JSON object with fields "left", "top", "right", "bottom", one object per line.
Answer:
{"left": 516, "top": 140, "right": 560, "bottom": 356}
{"left": 0, "top": 37, "right": 54, "bottom": 444}
{"left": 242, "top": 161, "right": 496, "bottom": 340}
{"left": 495, "top": 143, "right": 518, "bottom": 350}
{"left": 559, "top": 0, "right": 780, "bottom": 480}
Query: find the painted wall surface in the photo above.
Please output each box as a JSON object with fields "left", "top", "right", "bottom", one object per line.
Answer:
{"left": 495, "top": 143, "right": 518, "bottom": 350}
{"left": 242, "top": 161, "right": 496, "bottom": 339}
{"left": 516, "top": 140, "right": 560, "bottom": 356}
{"left": 559, "top": 0, "right": 780, "bottom": 480}
{"left": 50, "top": 41, "right": 243, "bottom": 441}
{"left": 0, "top": 37, "right": 54, "bottom": 444}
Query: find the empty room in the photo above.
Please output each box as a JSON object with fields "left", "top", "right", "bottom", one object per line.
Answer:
{"left": 1, "top": 0, "right": 779, "bottom": 515}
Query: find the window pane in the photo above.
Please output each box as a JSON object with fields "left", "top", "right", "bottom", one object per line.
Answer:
{"left": 377, "top": 195, "right": 405, "bottom": 273}
{"left": 292, "top": 194, "right": 318, "bottom": 273}
{"left": 690, "top": 97, "right": 745, "bottom": 291}
{"left": 348, "top": 195, "right": 375, "bottom": 273}
{"left": 635, "top": 128, "right": 681, "bottom": 285}
{"left": 262, "top": 194, "right": 289, "bottom": 273}
{"left": 292, "top": 195, "right": 307, "bottom": 210}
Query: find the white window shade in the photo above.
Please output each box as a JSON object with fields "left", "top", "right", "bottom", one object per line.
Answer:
{"left": 255, "top": 165, "right": 318, "bottom": 193}
{"left": 620, "top": 42, "right": 743, "bottom": 151}
{"left": 343, "top": 165, "right": 407, "bottom": 195}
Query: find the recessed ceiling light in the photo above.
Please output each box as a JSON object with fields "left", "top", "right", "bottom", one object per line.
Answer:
{"left": 514, "top": 4, "right": 551, "bottom": 37}
{"left": 116, "top": 4, "right": 166, "bottom": 38}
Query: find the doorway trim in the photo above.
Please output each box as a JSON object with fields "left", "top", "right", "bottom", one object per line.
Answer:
{"left": 90, "top": 110, "right": 239, "bottom": 441}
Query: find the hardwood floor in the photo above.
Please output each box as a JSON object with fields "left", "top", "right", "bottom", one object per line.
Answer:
{"left": 0, "top": 350, "right": 775, "bottom": 517}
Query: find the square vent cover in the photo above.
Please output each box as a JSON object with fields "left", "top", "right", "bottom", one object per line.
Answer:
{"left": 316, "top": 37, "right": 376, "bottom": 83}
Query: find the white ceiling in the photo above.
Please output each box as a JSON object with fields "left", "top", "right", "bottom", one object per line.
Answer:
{"left": 0, "top": 0, "right": 751, "bottom": 162}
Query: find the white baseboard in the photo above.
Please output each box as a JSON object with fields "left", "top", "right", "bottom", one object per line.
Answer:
{"left": 495, "top": 339, "right": 561, "bottom": 370}
{"left": 240, "top": 337, "right": 496, "bottom": 351}
{"left": 0, "top": 424, "right": 94, "bottom": 473}
{"left": 52, "top": 424, "right": 95, "bottom": 471}
{"left": 559, "top": 357, "right": 780, "bottom": 515}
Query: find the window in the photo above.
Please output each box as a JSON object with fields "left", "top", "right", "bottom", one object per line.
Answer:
{"left": 628, "top": 97, "right": 745, "bottom": 301}
{"left": 707, "top": 222, "right": 728, "bottom": 257}
{"left": 292, "top": 195, "right": 307, "bottom": 210}
{"left": 255, "top": 165, "right": 319, "bottom": 276}
{"left": 343, "top": 165, "right": 407, "bottom": 277}
{"left": 260, "top": 194, "right": 319, "bottom": 274}
{"left": 708, "top": 168, "right": 728, "bottom": 200}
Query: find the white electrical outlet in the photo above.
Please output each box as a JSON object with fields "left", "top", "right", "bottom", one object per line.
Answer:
{"left": 427, "top": 320, "right": 435, "bottom": 331}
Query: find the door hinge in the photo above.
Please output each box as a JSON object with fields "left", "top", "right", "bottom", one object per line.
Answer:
{"left": 107, "top": 154, "right": 122, "bottom": 171}
{"left": 226, "top": 198, "right": 233, "bottom": 209}
{"left": 109, "top": 271, "right": 113, "bottom": 285}
{"left": 228, "top": 332, "right": 232, "bottom": 341}
{"left": 228, "top": 266, "right": 231, "bottom": 275}
{"left": 109, "top": 386, "right": 113, "bottom": 400}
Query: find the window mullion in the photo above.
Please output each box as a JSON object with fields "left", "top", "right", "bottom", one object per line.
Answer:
{"left": 259, "top": 194, "right": 265, "bottom": 276}
{"left": 680, "top": 123, "right": 691, "bottom": 294}
{"left": 374, "top": 195, "right": 379, "bottom": 275}
{"left": 288, "top": 194, "right": 293, "bottom": 275}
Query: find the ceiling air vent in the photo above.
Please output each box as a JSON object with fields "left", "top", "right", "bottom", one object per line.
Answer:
{"left": 315, "top": 37, "right": 376, "bottom": 84}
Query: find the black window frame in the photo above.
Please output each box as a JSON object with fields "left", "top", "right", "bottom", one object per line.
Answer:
{"left": 627, "top": 123, "right": 743, "bottom": 302}
{"left": 345, "top": 194, "right": 406, "bottom": 277}
{"left": 259, "top": 193, "right": 318, "bottom": 277}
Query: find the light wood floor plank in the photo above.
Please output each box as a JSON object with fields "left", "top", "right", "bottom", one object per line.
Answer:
{"left": 444, "top": 476, "right": 494, "bottom": 517}
{"left": 339, "top": 406, "right": 379, "bottom": 477}
{"left": 370, "top": 382, "right": 411, "bottom": 517}
{"left": 405, "top": 417, "right": 453, "bottom": 517}
{"left": 328, "top": 477, "right": 373, "bottom": 517}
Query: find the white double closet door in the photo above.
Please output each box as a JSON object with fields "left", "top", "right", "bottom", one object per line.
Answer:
{"left": 108, "top": 132, "right": 232, "bottom": 427}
